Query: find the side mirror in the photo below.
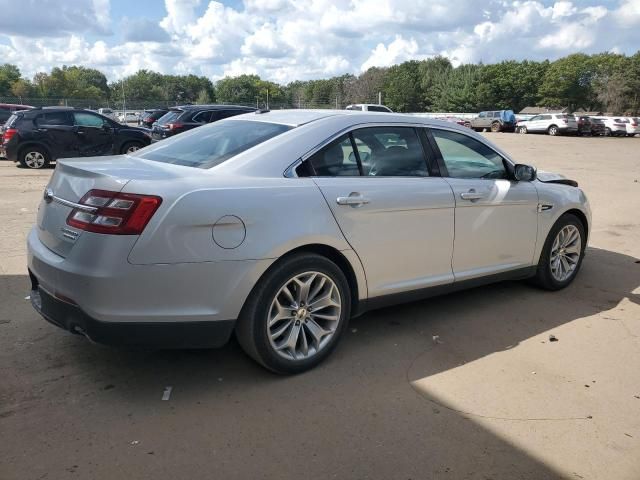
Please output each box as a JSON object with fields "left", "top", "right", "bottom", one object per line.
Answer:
{"left": 514, "top": 164, "right": 537, "bottom": 182}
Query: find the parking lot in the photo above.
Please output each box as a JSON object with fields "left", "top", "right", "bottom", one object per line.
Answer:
{"left": 1, "top": 133, "right": 639, "bottom": 479}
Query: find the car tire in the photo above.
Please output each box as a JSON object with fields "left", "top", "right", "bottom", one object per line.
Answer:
{"left": 530, "top": 213, "right": 586, "bottom": 291}
{"left": 121, "top": 141, "right": 144, "bottom": 155}
{"left": 491, "top": 122, "right": 500, "bottom": 132}
{"left": 547, "top": 125, "right": 559, "bottom": 136}
{"left": 605, "top": 127, "right": 612, "bottom": 136}
{"left": 518, "top": 126, "right": 528, "bottom": 134}
{"left": 235, "top": 252, "right": 351, "bottom": 374}
{"left": 19, "top": 146, "right": 50, "bottom": 169}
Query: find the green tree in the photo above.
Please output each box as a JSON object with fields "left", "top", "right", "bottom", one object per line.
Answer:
{"left": 11, "top": 78, "right": 33, "bottom": 101}
{"left": 538, "top": 54, "right": 596, "bottom": 110}
{"left": 0, "top": 64, "right": 22, "bottom": 96}
{"left": 383, "top": 60, "right": 424, "bottom": 112}
{"left": 196, "top": 88, "right": 211, "bottom": 104}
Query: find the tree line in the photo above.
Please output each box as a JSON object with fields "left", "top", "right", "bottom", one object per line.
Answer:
{"left": 1, "top": 51, "right": 639, "bottom": 113}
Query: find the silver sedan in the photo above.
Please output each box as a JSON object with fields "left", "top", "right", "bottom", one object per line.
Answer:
{"left": 28, "top": 110, "right": 591, "bottom": 373}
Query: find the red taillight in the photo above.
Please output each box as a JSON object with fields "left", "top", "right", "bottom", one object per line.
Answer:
{"left": 2, "top": 128, "right": 17, "bottom": 144}
{"left": 167, "top": 122, "right": 183, "bottom": 131}
{"left": 66, "top": 189, "right": 162, "bottom": 235}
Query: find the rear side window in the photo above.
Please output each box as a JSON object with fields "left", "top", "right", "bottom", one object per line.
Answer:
{"left": 367, "top": 105, "right": 391, "bottom": 113}
{"left": 306, "top": 134, "right": 360, "bottom": 176}
{"left": 36, "top": 111, "right": 73, "bottom": 126}
{"left": 191, "top": 110, "right": 212, "bottom": 123}
{"left": 134, "top": 120, "right": 292, "bottom": 169}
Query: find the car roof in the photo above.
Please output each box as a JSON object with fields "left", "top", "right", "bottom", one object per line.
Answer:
{"left": 0, "top": 103, "right": 34, "bottom": 109}
{"left": 172, "top": 104, "right": 256, "bottom": 111}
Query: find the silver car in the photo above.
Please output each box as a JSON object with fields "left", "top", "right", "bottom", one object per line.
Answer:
{"left": 28, "top": 110, "right": 591, "bottom": 373}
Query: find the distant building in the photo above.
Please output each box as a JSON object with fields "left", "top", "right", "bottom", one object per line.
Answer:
{"left": 519, "top": 106, "right": 569, "bottom": 115}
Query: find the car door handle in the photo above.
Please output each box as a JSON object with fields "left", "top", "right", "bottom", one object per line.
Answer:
{"left": 460, "top": 190, "right": 486, "bottom": 201}
{"left": 336, "top": 194, "right": 370, "bottom": 206}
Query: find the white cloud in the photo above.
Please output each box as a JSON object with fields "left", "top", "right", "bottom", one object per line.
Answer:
{"left": 361, "top": 36, "right": 426, "bottom": 71}
{"left": 0, "top": 0, "right": 639, "bottom": 84}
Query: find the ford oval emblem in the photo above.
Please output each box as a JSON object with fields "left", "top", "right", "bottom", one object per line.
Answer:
{"left": 43, "top": 188, "right": 54, "bottom": 203}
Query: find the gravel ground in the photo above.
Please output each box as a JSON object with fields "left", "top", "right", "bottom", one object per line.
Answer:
{"left": 1, "top": 133, "right": 639, "bottom": 480}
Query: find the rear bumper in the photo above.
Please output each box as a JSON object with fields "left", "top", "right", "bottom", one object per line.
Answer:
{"left": 29, "top": 276, "right": 235, "bottom": 348}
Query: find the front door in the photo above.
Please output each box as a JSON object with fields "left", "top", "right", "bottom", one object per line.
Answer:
{"left": 303, "top": 126, "right": 455, "bottom": 297}
{"left": 72, "top": 112, "right": 114, "bottom": 156}
{"left": 428, "top": 128, "right": 539, "bottom": 281}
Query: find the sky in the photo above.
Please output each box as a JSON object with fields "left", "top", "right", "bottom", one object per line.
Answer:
{"left": 0, "top": 0, "right": 639, "bottom": 84}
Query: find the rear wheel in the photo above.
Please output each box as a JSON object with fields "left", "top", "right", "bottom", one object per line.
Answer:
{"left": 491, "top": 122, "right": 500, "bottom": 132}
{"left": 235, "top": 253, "right": 351, "bottom": 374}
{"left": 548, "top": 125, "right": 559, "bottom": 136}
{"left": 19, "top": 147, "right": 50, "bottom": 169}
{"left": 531, "top": 214, "right": 586, "bottom": 290}
{"left": 121, "top": 141, "right": 144, "bottom": 154}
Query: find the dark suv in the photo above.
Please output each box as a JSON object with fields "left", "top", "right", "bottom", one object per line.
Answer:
{"left": 1, "top": 107, "right": 152, "bottom": 169}
{"left": 151, "top": 105, "right": 256, "bottom": 140}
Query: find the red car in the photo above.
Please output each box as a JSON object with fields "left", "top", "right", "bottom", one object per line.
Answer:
{"left": 0, "top": 103, "right": 34, "bottom": 126}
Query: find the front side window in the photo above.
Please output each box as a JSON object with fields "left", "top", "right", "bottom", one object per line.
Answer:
{"left": 134, "top": 120, "right": 292, "bottom": 169}
{"left": 73, "top": 112, "right": 106, "bottom": 127}
{"left": 431, "top": 129, "right": 506, "bottom": 179}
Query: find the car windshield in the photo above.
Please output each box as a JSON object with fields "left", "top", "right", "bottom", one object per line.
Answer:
{"left": 133, "top": 120, "right": 293, "bottom": 169}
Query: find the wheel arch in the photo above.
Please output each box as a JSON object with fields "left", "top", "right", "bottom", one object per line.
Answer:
{"left": 240, "top": 243, "right": 366, "bottom": 322}
{"left": 564, "top": 208, "right": 589, "bottom": 243}
{"left": 18, "top": 142, "right": 52, "bottom": 160}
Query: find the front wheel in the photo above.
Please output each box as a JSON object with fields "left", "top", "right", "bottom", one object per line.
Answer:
{"left": 518, "top": 126, "right": 528, "bottom": 134}
{"left": 531, "top": 214, "right": 586, "bottom": 290}
{"left": 235, "top": 253, "right": 351, "bottom": 374}
{"left": 120, "top": 141, "right": 144, "bottom": 154}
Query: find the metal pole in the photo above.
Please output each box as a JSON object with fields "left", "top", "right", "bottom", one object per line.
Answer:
{"left": 266, "top": 89, "right": 269, "bottom": 110}
{"left": 378, "top": 91, "right": 382, "bottom": 105}
{"left": 122, "top": 79, "right": 126, "bottom": 117}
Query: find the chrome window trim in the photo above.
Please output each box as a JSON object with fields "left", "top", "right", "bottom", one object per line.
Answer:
{"left": 284, "top": 121, "right": 515, "bottom": 178}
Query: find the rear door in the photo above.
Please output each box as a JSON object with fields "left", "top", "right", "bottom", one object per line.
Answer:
{"left": 304, "top": 125, "right": 455, "bottom": 297}
{"left": 72, "top": 111, "right": 114, "bottom": 156}
{"left": 34, "top": 111, "right": 76, "bottom": 158}
{"left": 428, "top": 128, "right": 538, "bottom": 280}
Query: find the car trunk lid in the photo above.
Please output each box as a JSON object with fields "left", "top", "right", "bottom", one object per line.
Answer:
{"left": 36, "top": 155, "right": 181, "bottom": 257}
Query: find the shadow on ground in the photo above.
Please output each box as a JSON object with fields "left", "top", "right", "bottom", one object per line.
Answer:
{"left": 1, "top": 247, "right": 638, "bottom": 479}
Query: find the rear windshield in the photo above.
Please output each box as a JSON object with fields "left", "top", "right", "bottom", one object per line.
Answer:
{"left": 134, "top": 120, "right": 293, "bottom": 169}
{"left": 156, "top": 110, "right": 182, "bottom": 124}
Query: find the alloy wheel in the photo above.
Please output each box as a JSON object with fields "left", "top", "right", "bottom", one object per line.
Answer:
{"left": 267, "top": 271, "right": 342, "bottom": 361}
{"left": 549, "top": 126, "right": 558, "bottom": 136}
{"left": 550, "top": 225, "right": 582, "bottom": 282}
{"left": 24, "top": 151, "right": 45, "bottom": 169}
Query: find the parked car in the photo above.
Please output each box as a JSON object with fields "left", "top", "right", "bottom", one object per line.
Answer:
{"left": 624, "top": 117, "right": 639, "bottom": 136}
{"left": 345, "top": 104, "right": 393, "bottom": 113}
{"left": 27, "top": 110, "right": 590, "bottom": 373}
{"left": 150, "top": 104, "right": 256, "bottom": 140}
{"left": 470, "top": 110, "right": 516, "bottom": 132}
{"left": 516, "top": 114, "right": 578, "bottom": 136}
{"left": 574, "top": 115, "right": 593, "bottom": 136}
{"left": 138, "top": 109, "right": 169, "bottom": 128}
{"left": 118, "top": 112, "right": 139, "bottom": 124}
{"left": 589, "top": 117, "right": 606, "bottom": 136}
{"left": 97, "top": 108, "right": 117, "bottom": 121}
{"left": 593, "top": 116, "right": 628, "bottom": 136}
{"left": 1, "top": 107, "right": 151, "bottom": 169}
